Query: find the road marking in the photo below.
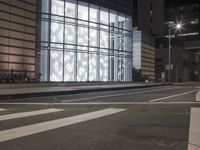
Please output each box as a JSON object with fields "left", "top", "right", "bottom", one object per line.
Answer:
{"left": 62, "top": 87, "right": 179, "bottom": 102}
{"left": 196, "top": 91, "right": 200, "bottom": 102}
{"left": 0, "top": 102, "right": 200, "bottom": 105}
{"left": 0, "top": 108, "right": 63, "bottom": 121}
{"left": 188, "top": 108, "right": 200, "bottom": 150}
{"left": 0, "top": 108, "right": 126, "bottom": 142}
{"left": 150, "top": 90, "right": 198, "bottom": 102}
{"left": 0, "top": 108, "right": 6, "bottom": 111}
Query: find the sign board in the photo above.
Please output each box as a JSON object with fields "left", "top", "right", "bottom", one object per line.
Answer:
{"left": 161, "top": 72, "right": 165, "bottom": 82}
{"left": 166, "top": 64, "right": 173, "bottom": 70}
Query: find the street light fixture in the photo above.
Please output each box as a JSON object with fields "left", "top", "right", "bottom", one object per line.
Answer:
{"left": 168, "top": 22, "right": 182, "bottom": 82}
{"left": 176, "top": 24, "right": 182, "bottom": 30}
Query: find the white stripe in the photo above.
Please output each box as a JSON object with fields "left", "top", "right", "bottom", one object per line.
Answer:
{"left": 188, "top": 108, "right": 200, "bottom": 150}
{"left": 0, "top": 108, "right": 126, "bottom": 142}
{"left": 0, "top": 108, "right": 63, "bottom": 121}
{"left": 0, "top": 108, "right": 6, "bottom": 111}
{"left": 196, "top": 91, "right": 200, "bottom": 102}
{"left": 0, "top": 102, "right": 200, "bottom": 105}
{"left": 62, "top": 87, "right": 179, "bottom": 102}
{"left": 150, "top": 90, "right": 198, "bottom": 102}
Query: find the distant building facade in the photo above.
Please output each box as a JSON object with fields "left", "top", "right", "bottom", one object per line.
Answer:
{"left": 133, "top": 31, "right": 155, "bottom": 81}
{"left": 134, "top": 0, "right": 200, "bottom": 82}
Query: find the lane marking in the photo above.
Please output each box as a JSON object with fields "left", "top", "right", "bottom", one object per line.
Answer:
{"left": 0, "top": 108, "right": 126, "bottom": 142}
{"left": 0, "top": 108, "right": 6, "bottom": 111}
{"left": 0, "top": 108, "right": 63, "bottom": 121}
{"left": 0, "top": 102, "right": 200, "bottom": 105}
{"left": 150, "top": 90, "right": 198, "bottom": 102}
{"left": 188, "top": 107, "right": 200, "bottom": 150}
{"left": 196, "top": 91, "right": 200, "bottom": 102}
{"left": 62, "top": 87, "right": 180, "bottom": 102}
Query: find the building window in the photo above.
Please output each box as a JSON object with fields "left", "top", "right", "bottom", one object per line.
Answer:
{"left": 40, "top": 0, "right": 133, "bottom": 82}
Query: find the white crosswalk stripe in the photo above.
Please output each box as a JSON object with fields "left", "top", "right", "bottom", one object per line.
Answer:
{"left": 188, "top": 107, "right": 200, "bottom": 150}
{"left": 0, "top": 108, "right": 63, "bottom": 121}
{"left": 0, "top": 108, "right": 6, "bottom": 111}
{"left": 0, "top": 108, "right": 126, "bottom": 142}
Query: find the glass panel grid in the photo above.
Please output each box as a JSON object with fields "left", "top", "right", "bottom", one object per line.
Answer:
{"left": 40, "top": 0, "right": 133, "bottom": 82}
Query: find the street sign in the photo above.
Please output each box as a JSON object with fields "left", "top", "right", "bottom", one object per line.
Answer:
{"left": 166, "top": 64, "right": 173, "bottom": 70}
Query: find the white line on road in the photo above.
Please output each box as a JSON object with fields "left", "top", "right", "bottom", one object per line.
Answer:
{"left": 149, "top": 90, "right": 198, "bottom": 102}
{"left": 0, "top": 102, "right": 200, "bottom": 105}
{"left": 0, "top": 108, "right": 126, "bottom": 142}
{"left": 196, "top": 91, "right": 200, "bottom": 102}
{"left": 188, "top": 107, "right": 200, "bottom": 150}
{"left": 0, "top": 108, "right": 6, "bottom": 111}
{"left": 62, "top": 87, "right": 179, "bottom": 103}
{"left": 0, "top": 108, "right": 63, "bottom": 121}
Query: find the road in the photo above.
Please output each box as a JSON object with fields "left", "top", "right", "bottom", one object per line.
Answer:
{"left": 0, "top": 85, "right": 200, "bottom": 150}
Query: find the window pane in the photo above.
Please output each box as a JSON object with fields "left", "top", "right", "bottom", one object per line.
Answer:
{"left": 90, "top": 5, "right": 99, "bottom": 23}
{"left": 89, "top": 29, "right": 98, "bottom": 47}
{"left": 110, "top": 10, "right": 118, "bottom": 27}
{"left": 100, "top": 7, "right": 108, "bottom": 25}
{"left": 77, "top": 52, "right": 88, "bottom": 81}
{"left": 78, "top": 26, "right": 88, "bottom": 46}
{"left": 78, "top": 2, "right": 88, "bottom": 20}
{"left": 119, "top": 13, "right": 125, "bottom": 29}
{"left": 51, "top": 0, "right": 64, "bottom": 16}
{"left": 100, "top": 30, "right": 108, "bottom": 48}
{"left": 89, "top": 51, "right": 97, "bottom": 81}
{"left": 51, "top": 22, "right": 63, "bottom": 43}
{"left": 65, "top": 0, "right": 76, "bottom": 18}
{"left": 50, "top": 49, "right": 63, "bottom": 81}
{"left": 64, "top": 51, "right": 75, "bottom": 81}
{"left": 65, "top": 24, "right": 76, "bottom": 44}
{"left": 126, "top": 15, "right": 132, "bottom": 30}
{"left": 100, "top": 54, "right": 108, "bottom": 81}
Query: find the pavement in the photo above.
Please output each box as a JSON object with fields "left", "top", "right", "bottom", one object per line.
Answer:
{"left": 0, "top": 82, "right": 170, "bottom": 100}
{"left": 0, "top": 84, "right": 200, "bottom": 150}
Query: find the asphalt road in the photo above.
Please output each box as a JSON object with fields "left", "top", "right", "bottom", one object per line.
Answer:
{"left": 0, "top": 85, "right": 200, "bottom": 150}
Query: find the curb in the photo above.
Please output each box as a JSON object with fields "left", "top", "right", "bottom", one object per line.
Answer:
{"left": 0, "top": 83, "right": 171, "bottom": 100}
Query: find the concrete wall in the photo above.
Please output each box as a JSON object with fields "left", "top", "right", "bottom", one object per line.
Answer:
{"left": 0, "top": 0, "right": 37, "bottom": 79}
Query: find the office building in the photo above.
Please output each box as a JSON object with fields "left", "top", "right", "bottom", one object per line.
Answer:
{"left": 38, "top": 0, "right": 133, "bottom": 82}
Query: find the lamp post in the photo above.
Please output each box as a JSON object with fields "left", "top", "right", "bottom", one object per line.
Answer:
{"left": 168, "top": 23, "right": 182, "bottom": 82}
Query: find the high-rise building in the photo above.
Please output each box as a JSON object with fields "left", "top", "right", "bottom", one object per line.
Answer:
{"left": 134, "top": 0, "right": 200, "bottom": 82}
{"left": 133, "top": 31, "right": 155, "bottom": 81}
{"left": 0, "top": 0, "right": 133, "bottom": 82}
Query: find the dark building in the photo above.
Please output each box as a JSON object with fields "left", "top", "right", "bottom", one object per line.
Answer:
{"left": 0, "top": 0, "right": 133, "bottom": 82}
{"left": 134, "top": 0, "right": 200, "bottom": 82}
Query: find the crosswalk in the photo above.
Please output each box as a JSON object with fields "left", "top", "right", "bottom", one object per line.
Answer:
{"left": 0, "top": 107, "right": 126, "bottom": 143}
{"left": 188, "top": 107, "right": 200, "bottom": 150}
{"left": 0, "top": 108, "right": 6, "bottom": 111}
{"left": 0, "top": 108, "right": 63, "bottom": 121}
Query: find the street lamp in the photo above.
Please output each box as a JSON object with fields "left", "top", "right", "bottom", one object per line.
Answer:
{"left": 168, "top": 23, "right": 182, "bottom": 82}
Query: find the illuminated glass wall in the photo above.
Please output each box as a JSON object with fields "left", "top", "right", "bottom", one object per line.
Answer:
{"left": 40, "top": 0, "right": 132, "bottom": 82}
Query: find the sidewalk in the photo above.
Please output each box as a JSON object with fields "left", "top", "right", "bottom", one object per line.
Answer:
{"left": 0, "top": 82, "right": 171, "bottom": 100}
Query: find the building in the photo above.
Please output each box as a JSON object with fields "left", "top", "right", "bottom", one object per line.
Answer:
{"left": 155, "top": 0, "right": 200, "bottom": 82}
{"left": 0, "top": 0, "right": 37, "bottom": 81}
{"left": 134, "top": 0, "right": 200, "bottom": 82}
{"left": 133, "top": 31, "right": 155, "bottom": 81}
{"left": 0, "top": 0, "right": 133, "bottom": 82}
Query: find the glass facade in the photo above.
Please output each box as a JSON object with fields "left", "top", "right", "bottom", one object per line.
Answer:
{"left": 40, "top": 0, "right": 132, "bottom": 82}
